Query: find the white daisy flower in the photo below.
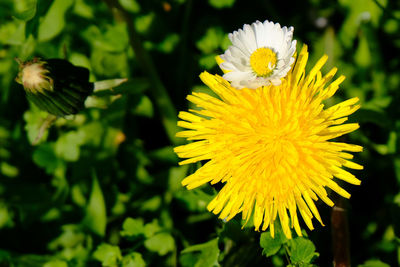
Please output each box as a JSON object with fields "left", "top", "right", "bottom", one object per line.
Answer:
{"left": 219, "top": 20, "right": 297, "bottom": 89}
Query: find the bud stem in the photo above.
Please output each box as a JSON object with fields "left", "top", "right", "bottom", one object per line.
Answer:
{"left": 94, "top": 78, "right": 128, "bottom": 92}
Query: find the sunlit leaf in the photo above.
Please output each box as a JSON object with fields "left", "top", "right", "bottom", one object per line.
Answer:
{"left": 83, "top": 174, "right": 107, "bottom": 236}
{"left": 157, "top": 34, "right": 180, "bottom": 53}
{"left": 55, "top": 130, "right": 85, "bottom": 162}
{"left": 143, "top": 219, "right": 162, "bottom": 238}
{"left": 119, "top": 0, "right": 141, "bottom": 13}
{"left": 144, "top": 232, "right": 175, "bottom": 256}
{"left": 135, "top": 13, "right": 154, "bottom": 34}
{"left": 199, "top": 54, "right": 218, "bottom": 69}
{"left": 13, "top": 0, "right": 37, "bottom": 21}
{"left": 196, "top": 27, "right": 225, "bottom": 54}
{"left": 181, "top": 238, "right": 220, "bottom": 267}
{"left": 140, "top": 196, "right": 161, "bottom": 211}
{"left": 73, "top": 0, "right": 94, "bottom": 19}
{"left": 38, "top": 0, "right": 74, "bottom": 41}
{"left": 0, "top": 205, "right": 13, "bottom": 228}
{"left": 355, "top": 33, "right": 371, "bottom": 68}
{"left": 208, "top": 0, "right": 235, "bottom": 8}
{"left": 175, "top": 188, "right": 215, "bottom": 212}
{"left": 23, "top": 107, "right": 50, "bottom": 144}
{"left": 0, "top": 162, "right": 19, "bottom": 178}
{"left": 289, "top": 237, "right": 319, "bottom": 264}
{"left": 43, "top": 260, "right": 68, "bottom": 267}
{"left": 48, "top": 224, "right": 85, "bottom": 251}
{"left": 131, "top": 96, "right": 154, "bottom": 117}
{"left": 122, "top": 252, "right": 145, "bottom": 267}
{"left": 120, "top": 217, "right": 145, "bottom": 237}
{"left": 93, "top": 243, "right": 122, "bottom": 266}
{"left": 260, "top": 230, "right": 287, "bottom": 257}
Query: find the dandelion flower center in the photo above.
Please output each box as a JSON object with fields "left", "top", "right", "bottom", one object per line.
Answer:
{"left": 250, "top": 47, "right": 277, "bottom": 77}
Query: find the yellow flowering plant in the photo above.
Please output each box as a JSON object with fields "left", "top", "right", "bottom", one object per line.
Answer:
{"left": 174, "top": 20, "right": 362, "bottom": 240}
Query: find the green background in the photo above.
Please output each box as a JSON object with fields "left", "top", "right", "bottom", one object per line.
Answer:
{"left": 0, "top": 0, "right": 399, "bottom": 266}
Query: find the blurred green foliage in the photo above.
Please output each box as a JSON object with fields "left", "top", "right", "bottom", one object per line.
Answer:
{"left": 0, "top": 0, "right": 399, "bottom": 266}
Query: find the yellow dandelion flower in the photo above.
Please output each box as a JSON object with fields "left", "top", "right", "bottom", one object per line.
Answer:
{"left": 174, "top": 44, "right": 363, "bottom": 239}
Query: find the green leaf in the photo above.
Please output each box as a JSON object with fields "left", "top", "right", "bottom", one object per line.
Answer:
{"left": 103, "top": 24, "right": 130, "bottom": 52}
{"left": 150, "top": 146, "right": 179, "bottom": 164}
{"left": 394, "top": 158, "right": 400, "bottom": 185}
{"left": 355, "top": 33, "right": 371, "bottom": 68}
{"left": 135, "top": 13, "right": 154, "bottom": 34}
{"left": 0, "top": 22, "right": 18, "bottom": 44}
{"left": 23, "top": 107, "right": 50, "bottom": 144}
{"left": 0, "top": 162, "right": 19, "bottom": 178}
{"left": 338, "top": 0, "right": 386, "bottom": 47}
{"left": 156, "top": 34, "right": 180, "bottom": 53}
{"left": 352, "top": 108, "right": 391, "bottom": 129}
{"left": 143, "top": 219, "right": 162, "bottom": 238}
{"left": 82, "top": 174, "right": 107, "bottom": 236}
{"left": 119, "top": 0, "right": 141, "bottom": 13}
{"left": 260, "top": 230, "right": 287, "bottom": 257}
{"left": 196, "top": 27, "right": 225, "bottom": 54}
{"left": 33, "top": 144, "right": 61, "bottom": 174}
{"left": 38, "top": 0, "right": 74, "bottom": 41}
{"left": 82, "top": 24, "right": 129, "bottom": 53}
{"left": 144, "top": 232, "right": 175, "bottom": 256}
{"left": 48, "top": 224, "right": 85, "bottom": 251}
{"left": 175, "top": 188, "right": 215, "bottom": 212}
{"left": 122, "top": 252, "right": 145, "bottom": 267}
{"left": 6, "top": 21, "right": 26, "bottom": 45}
{"left": 199, "top": 54, "right": 218, "bottom": 70}
{"left": 168, "top": 165, "right": 189, "bottom": 193}
{"left": 55, "top": 130, "right": 86, "bottom": 162}
{"left": 13, "top": 0, "right": 37, "bottom": 21}
{"left": 93, "top": 243, "right": 122, "bottom": 267}
{"left": 43, "top": 260, "right": 68, "bottom": 267}
{"left": 0, "top": 249, "right": 11, "bottom": 263}
{"left": 140, "top": 195, "right": 161, "bottom": 211}
{"left": 289, "top": 237, "right": 319, "bottom": 264}
{"left": 0, "top": 205, "right": 13, "bottom": 228}
{"left": 90, "top": 47, "right": 128, "bottom": 77}
{"left": 120, "top": 217, "right": 145, "bottom": 237}
{"left": 131, "top": 96, "right": 154, "bottom": 118}
{"left": 73, "top": 0, "right": 94, "bottom": 19}
{"left": 358, "top": 259, "right": 391, "bottom": 267}
{"left": 208, "top": 0, "right": 235, "bottom": 8}
{"left": 19, "top": 34, "right": 36, "bottom": 60}
{"left": 181, "top": 238, "right": 220, "bottom": 267}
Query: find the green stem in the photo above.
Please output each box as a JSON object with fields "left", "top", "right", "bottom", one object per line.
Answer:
{"left": 283, "top": 244, "right": 291, "bottom": 265}
{"left": 103, "top": 0, "right": 181, "bottom": 145}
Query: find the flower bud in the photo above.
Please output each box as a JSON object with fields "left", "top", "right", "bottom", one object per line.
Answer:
{"left": 16, "top": 58, "right": 94, "bottom": 116}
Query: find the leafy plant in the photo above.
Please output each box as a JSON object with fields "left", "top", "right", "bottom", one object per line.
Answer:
{"left": 0, "top": 0, "right": 399, "bottom": 266}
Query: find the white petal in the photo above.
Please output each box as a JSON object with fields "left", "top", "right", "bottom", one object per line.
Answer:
{"left": 218, "top": 19, "right": 297, "bottom": 89}
{"left": 223, "top": 70, "right": 253, "bottom": 82}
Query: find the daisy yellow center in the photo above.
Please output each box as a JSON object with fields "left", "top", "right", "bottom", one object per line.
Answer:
{"left": 249, "top": 47, "right": 277, "bottom": 77}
